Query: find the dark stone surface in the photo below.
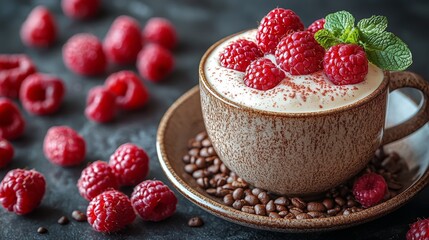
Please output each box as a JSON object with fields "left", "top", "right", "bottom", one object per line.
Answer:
{"left": 0, "top": 0, "right": 428, "bottom": 239}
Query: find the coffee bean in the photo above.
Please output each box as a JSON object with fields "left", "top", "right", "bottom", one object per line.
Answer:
{"left": 296, "top": 213, "right": 312, "bottom": 220}
{"left": 206, "top": 188, "right": 216, "bottom": 195}
{"left": 58, "top": 216, "right": 69, "bottom": 225}
{"left": 244, "top": 194, "right": 259, "bottom": 205}
{"left": 291, "top": 197, "right": 306, "bottom": 209}
{"left": 307, "top": 202, "right": 326, "bottom": 212}
{"left": 220, "top": 164, "right": 230, "bottom": 174}
{"left": 188, "top": 148, "right": 199, "bottom": 157}
{"left": 72, "top": 210, "right": 87, "bottom": 222}
{"left": 266, "top": 200, "right": 276, "bottom": 212}
{"left": 222, "top": 183, "right": 235, "bottom": 190}
{"left": 190, "top": 156, "right": 197, "bottom": 164}
{"left": 289, "top": 208, "right": 304, "bottom": 215}
{"left": 279, "top": 211, "right": 289, "bottom": 217}
{"left": 232, "top": 181, "right": 247, "bottom": 188}
{"left": 269, "top": 212, "right": 281, "bottom": 218}
{"left": 207, "top": 147, "right": 215, "bottom": 156}
{"left": 284, "top": 213, "right": 296, "bottom": 219}
{"left": 327, "top": 208, "right": 339, "bottom": 216}
{"left": 216, "top": 187, "right": 230, "bottom": 197}
{"left": 322, "top": 198, "right": 334, "bottom": 210}
{"left": 184, "top": 164, "right": 197, "bottom": 174}
{"left": 251, "top": 188, "right": 263, "bottom": 196}
{"left": 37, "top": 227, "right": 48, "bottom": 234}
{"left": 346, "top": 199, "right": 358, "bottom": 208}
{"left": 199, "top": 148, "right": 210, "bottom": 157}
{"left": 182, "top": 155, "right": 191, "bottom": 164}
{"left": 190, "top": 140, "right": 202, "bottom": 148}
{"left": 195, "top": 132, "right": 207, "bottom": 141}
{"left": 196, "top": 177, "right": 210, "bottom": 188}
{"left": 232, "top": 199, "right": 246, "bottom": 210}
{"left": 334, "top": 197, "right": 346, "bottom": 207}
{"left": 244, "top": 189, "right": 253, "bottom": 196}
{"left": 195, "top": 157, "right": 206, "bottom": 169}
{"left": 388, "top": 181, "right": 403, "bottom": 190}
{"left": 276, "top": 204, "right": 287, "bottom": 212}
{"left": 214, "top": 158, "right": 222, "bottom": 166}
{"left": 343, "top": 209, "right": 352, "bottom": 216}
{"left": 216, "top": 178, "right": 227, "bottom": 187}
{"left": 188, "top": 216, "right": 204, "bottom": 227}
{"left": 207, "top": 164, "right": 220, "bottom": 174}
{"left": 192, "top": 169, "right": 207, "bottom": 179}
{"left": 202, "top": 139, "right": 211, "bottom": 147}
{"left": 308, "top": 211, "right": 325, "bottom": 218}
{"left": 255, "top": 204, "right": 266, "bottom": 216}
{"left": 241, "top": 206, "right": 255, "bottom": 214}
{"left": 223, "top": 194, "right": 234, "bottom": 206}
{"left": 232, "top": 188, "right": 244, "bottom": 200}
{"left": 274, "top": 197, "right": 289, "bottom": 206}
{"left": 257, "top": 192, "right": 270, "bottom": 205}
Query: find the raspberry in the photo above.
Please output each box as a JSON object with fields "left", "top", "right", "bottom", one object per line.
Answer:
{"left": 104, "top": 16, "right": 143, "bottom": 65}
{"left": 87, "top": 190, "right": 135, "bottom": 233}
{"left": 219, "top": 39, "right": 263, "bottom": 72}
{"left": 43, "top": 126, "right": 86, "bottom": 167}
{"left": 407, "top": 219, "right": 429, "bottom": 240}
{"left": 0, "top": 54, "right": 36, "bottom": 98}
{"left": 0, "top": 98, "right": 25, "bottom": 140}
{"left": 19, "top": 73, "right": 65, "bottom": 115}
{"left": 85, "top": 86, "right": 117, "bottom": 123}
{"left": 77, "top": 161, "right": 119, "bottom": 201}
{"left": 352, "top": 173, "right": 387, "bottom": 208}
{"left": 0, "top": 138, "right": 14, "bottom": 169}
{"left": 275, "top": 31, "right": 325, "bottom": 75}
{"left": 20, "top": 6, "right": 57, "bottom": 48}
{"left": 0, "top": 169, "right": 46, "bottom": 215}
{"left": 61, "top": 0, "right": 100, "bottom": 20}
{"left": 243, "top": 58, "right": 285, "bottom": 91}
{"left": 142, "top": 17, "right": 177, "bottom": 50}
{"left": 109, "top": 143, "right": 149, "bottom": 186}
{"left": 256, "top": 8, "right": 304, "bottom": 54}
{"left": 137, "top": 44, "right": 174, "bottom": 82}
{"left": 307, "top": 18, "right": 325, "bottom": 34}
{"left": 131, "top": 180, "right": 177, "bottom": 222}
{"left": 105, "top": 71, "right": 149, "bottom": 110}
{"left": 323, "top": 43, "right": 368, "bottom": 85}
{"left": 63, "top": 33, "right": 106, "bottom": 76}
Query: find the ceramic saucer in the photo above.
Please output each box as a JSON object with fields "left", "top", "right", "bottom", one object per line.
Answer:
{"left": 156, "top": 86, "right": 429, "bottom": 232}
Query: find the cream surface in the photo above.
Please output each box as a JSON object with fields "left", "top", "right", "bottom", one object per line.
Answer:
{"left": 204, "top": 29, "right": 384, "bottom": 113}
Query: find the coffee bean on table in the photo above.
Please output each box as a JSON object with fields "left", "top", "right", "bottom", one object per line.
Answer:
{"left": 37, "top": 227, "right": 48, "bottom": 234}
{"left": 72, "top": 210, "right": 87, "bottom": 222}
{"left": 188, "top": 216, "right": 204, "bottom": 227}
{"left": 58, "top": 216, "right": 69, "bottom": 225}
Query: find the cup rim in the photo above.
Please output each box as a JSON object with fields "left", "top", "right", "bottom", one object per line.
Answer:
{"left": 199, "top": 30, "right": 390, "bottom": 118}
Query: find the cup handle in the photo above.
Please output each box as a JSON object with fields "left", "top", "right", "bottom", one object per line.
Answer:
{"left": 382, "top": 71, "right": 429, "bottom": 145}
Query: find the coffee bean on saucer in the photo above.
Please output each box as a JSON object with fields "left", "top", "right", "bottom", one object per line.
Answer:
{"left": 387, "top": 181, "right": 403, "bottom": 190}
{"left": 195, "top": 132, "right": 207, "bottom": 142}
{"left": 188, "top": 148, "right": 199, "bottom": 157}
{"left": 206, "top": 188, "right": 216, "bottom": 195}
{"left": 37, "top": 227, "right": 48, "bottom": 234}
{"left": 255, "top": 204, "right": 266, "bottom": 216}
{"left": 196, "top": 177, "right": 209, "bottom": 188}
{"left": 266, "top": 200, "right": 276, "bottom": 212}
{"left": 232, "top": 188, "right": 244, "bottom": 200}
{"left": 308, "top": 211, "right": 325, "bottom": 218}
{"left": 307, "top": 202, "right": 326, "bottom": 212}
{"left": 269, "top": 212, "right": 281, "bottom": 218}
{"left": 322, "top": 198, "right": 334, "bottom": 210}
{"left": 184, "top": 164, "right": 197, "bottom": 174}
{"left": 258, "top": 192, "right": 270, "bottom": 205}
{"left": 241, "top": 206, "right": 255, "bottom": 214}
{"left": 201, "top": 139, "right": 211, "bottom": 147}
{"left": 296, "top": 213, "right": 312, "bottom": 220}
{"left": 72, "top": 210, "right": 87, "bottom": 222}
{"left": 291, "top": 197, "right": 306, "bottom": 209}
{"left": 244, "top": 194, "right": 259, "bottom": 205}
{"left": 58, "top": 216, "right": 69, "bottom": 225}
{"left": 232, "top": 199, "right": 246, "bottom": 210}
{"left": 334, "top": 197, "right": 346, "bottom": 207}
{"left": 188, "top": 216, "right": 204, "bottom": 227}
{"left": 223, "top": 194, "right": 234, "bottom": 206}
{"left": 274, "top": 196, "right": 289, "bottom": 206}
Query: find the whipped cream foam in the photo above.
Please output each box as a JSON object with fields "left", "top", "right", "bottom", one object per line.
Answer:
{"left": 203, "top": 29, "right": 384, "bottom": 113}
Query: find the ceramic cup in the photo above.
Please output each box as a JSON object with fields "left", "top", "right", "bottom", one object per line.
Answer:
{"left": 199, "top": 35, "right": 429, "bottom": 196}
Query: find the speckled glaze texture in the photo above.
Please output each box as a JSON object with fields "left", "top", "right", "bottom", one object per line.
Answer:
{"left": 199, "top": 37, "right": 429, "bottom": 196}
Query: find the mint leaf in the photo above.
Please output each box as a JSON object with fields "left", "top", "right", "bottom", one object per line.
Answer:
{"left": 341, "top": 27, "right": 360, "bottom": 44}
{"left": 363, "top": 32, "right": 412, "bottom": 71}
{"left": 324, "top": 11, "right": 355, "bottom": 35}
{"left": 315, "top": 29, "right": 342, "bottom": 49}
{"left": 357, "top": 16, "right": 387, "bottom": 35}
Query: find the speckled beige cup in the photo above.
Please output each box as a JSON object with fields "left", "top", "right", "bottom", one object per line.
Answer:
{"left": 199, "top": 37, "right": 429, "bottom": 196}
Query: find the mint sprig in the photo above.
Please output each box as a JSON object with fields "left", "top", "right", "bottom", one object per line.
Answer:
{"left": 314, "top": 11, "right": 412, "bottom": 71}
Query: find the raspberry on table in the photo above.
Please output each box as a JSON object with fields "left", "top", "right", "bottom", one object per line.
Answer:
{"left": 77, "top": 160, "right": 119, "bottom": 201}
{"left": 104, "top": 16, "right": 143, "bottom": 65}
{"left": 61, "top": 0, "right": 100, "bottom": 20}
{"left": 142, "top": 17, "right": 177, "bottom": 50}
{"left": 19, "top": 73, "right": 65, "bottom": 115}
{"left": 104, "top": 71, "right": 149, "bottom": 110}
{"left": 323, "top": 43, "right": 368, "bottom": 85}
{"left": 0, "top": 54, "right": 36, "bottom": 98}
{"left": 0, "top": 98, "right": 25, "bottom": 140}
{"left": 137, "top": 44, "right": 174, "bottom": 82}
{"left": 85, "top": 86, "right": 117, "bottom": 123}
{"left": 0, "top": 169, "right": 46, "bottom": 215}
{"left": 63, "top": 33, "right": 106, "bottom": 76}
{"left": 87, "top": 190, "right": 136, "bottom": 233}
{"left": 256, "top": 8, "right": 304, "bottom": 54}
{"left": 20, "top": 6, "right": 57, "bottom": 48}
{"left": 109, "top": 143, "right": 149, "bottom": 186}
{"left": 407, "top": 218, "right": 429, "bottom": 240}
{"left": 0, "top": 138, "right": 14, "bottom": 169}
{"left": 43, "top": 126, "right": 86, "bottom": 167}
{"left": 275, "top": 31, "right": 325, "bottom": 75}
{"left": 243, "top": 58, "right": 285, "bottom": 91}
{"left": 307, "top": 18, "right": 325, "bottom": 34}
{"left": 352, "top": 173, "right": 387, "bottom": 208}
{"left": 131, "top": 180, "right": 178, "bottom": 222}
{"left": 219, "top": 39, "right": 263, "bottom": 72}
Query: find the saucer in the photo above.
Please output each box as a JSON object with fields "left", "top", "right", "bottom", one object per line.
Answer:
{"left": 156, "top": 86, "right": 429, "bottom": 232}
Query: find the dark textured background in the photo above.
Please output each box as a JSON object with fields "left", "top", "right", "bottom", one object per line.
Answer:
{"left": 0, "top": 0, "right": 428, "bottom": 239}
